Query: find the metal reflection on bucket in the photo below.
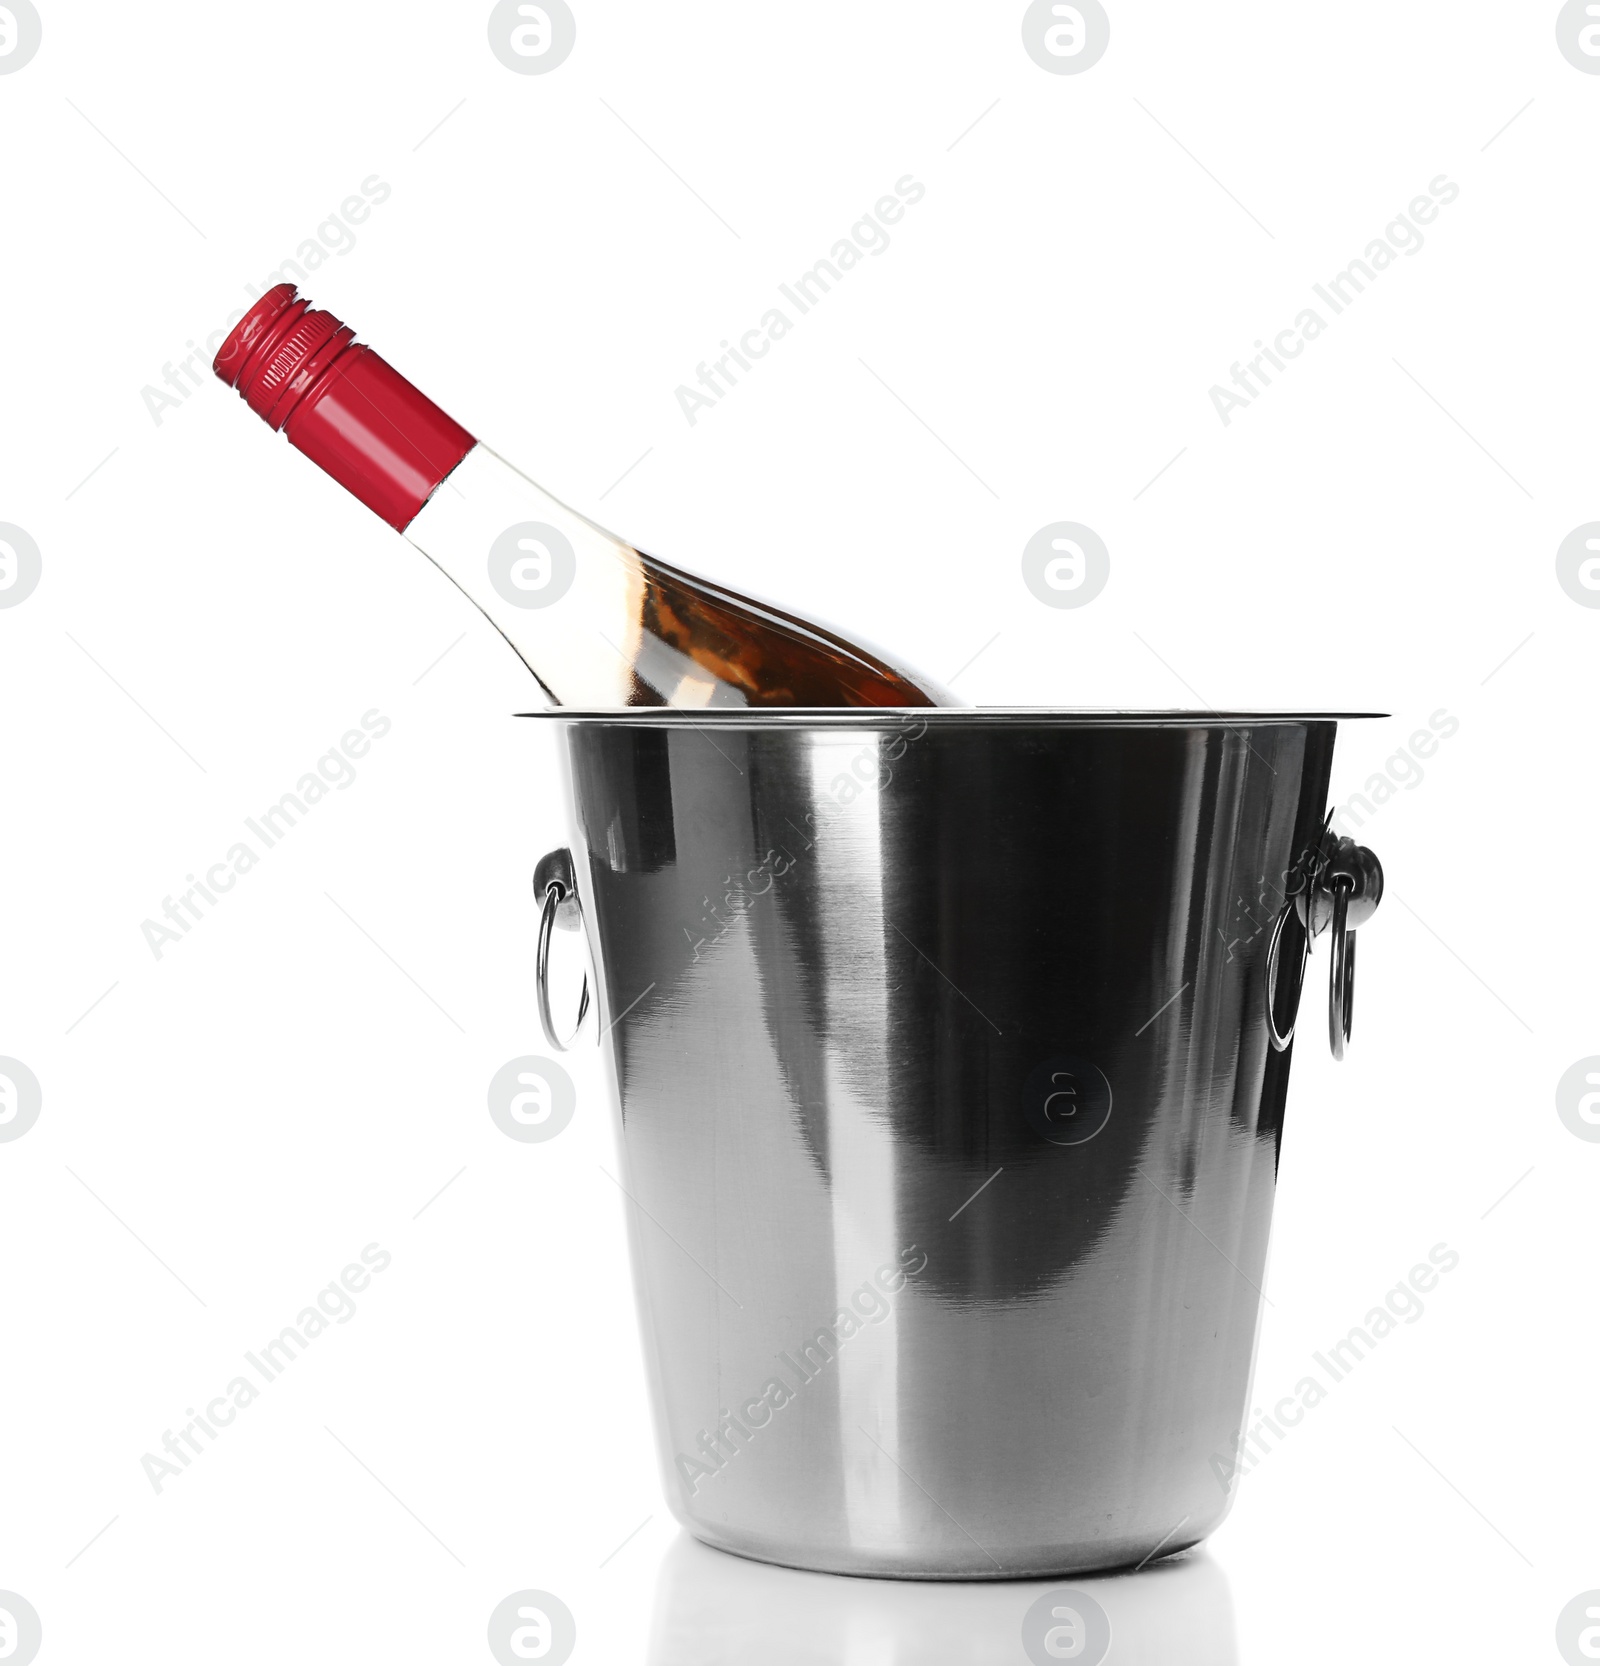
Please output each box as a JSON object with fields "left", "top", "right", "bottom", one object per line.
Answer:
{"left": 526, "top": 706, "right": 1385, "bottom": 1581}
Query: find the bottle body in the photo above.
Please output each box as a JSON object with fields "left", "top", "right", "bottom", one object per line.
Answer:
{"left": 214, "top": 285, "right": 952, "bottom": 709}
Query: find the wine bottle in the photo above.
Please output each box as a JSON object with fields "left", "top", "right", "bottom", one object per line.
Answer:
{"left": 213, "top": 286, "right": 953, "bottom": 709}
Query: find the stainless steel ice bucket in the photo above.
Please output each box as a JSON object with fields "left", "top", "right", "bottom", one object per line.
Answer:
{"left": 529, "top": 709, "right": 1378, "bottom": 1579}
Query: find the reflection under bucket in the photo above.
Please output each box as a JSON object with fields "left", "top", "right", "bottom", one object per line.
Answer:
{"left": 648, "top": 1532, "right": 1238, "bottom": 1666}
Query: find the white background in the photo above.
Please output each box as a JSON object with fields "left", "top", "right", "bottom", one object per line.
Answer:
{"left": 1, "top": 2, "right": 1596, "bottom": 1662}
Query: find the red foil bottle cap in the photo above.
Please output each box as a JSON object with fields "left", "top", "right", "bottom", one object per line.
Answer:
{"left": 213, "top": 286, "right": 475, "bottom": 531}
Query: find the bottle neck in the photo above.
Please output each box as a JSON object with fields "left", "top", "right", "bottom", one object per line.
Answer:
{"left": 403, "top": 443, "right": 650, "bottom": 705}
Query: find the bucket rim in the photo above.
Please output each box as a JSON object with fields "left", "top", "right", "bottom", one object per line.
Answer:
{"left": 517, "top": 706, "right": 1386, "bottom": 727}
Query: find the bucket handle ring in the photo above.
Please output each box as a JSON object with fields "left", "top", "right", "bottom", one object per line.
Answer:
{"left": 1328, "top": 878, "right": 1355, "bottom": 1060}
{"left": 1264, "top": 898, "right": 1310, "bottom": 1053}
{"left": 535, "top": 847, "right": 591, "bottom": 1052}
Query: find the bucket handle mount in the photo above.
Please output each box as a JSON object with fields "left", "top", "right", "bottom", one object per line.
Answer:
{"left": 1264, "top": 829, "right": 1383, "bottom": 1060}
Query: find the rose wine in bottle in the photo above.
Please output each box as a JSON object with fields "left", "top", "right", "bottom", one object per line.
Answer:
{"left": 213, "top": 286, "right": 953, "bottom": 708}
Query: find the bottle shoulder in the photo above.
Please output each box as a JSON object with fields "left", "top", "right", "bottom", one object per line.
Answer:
{"left": 411, "top": 445, "right": 954, "bottom": 708}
